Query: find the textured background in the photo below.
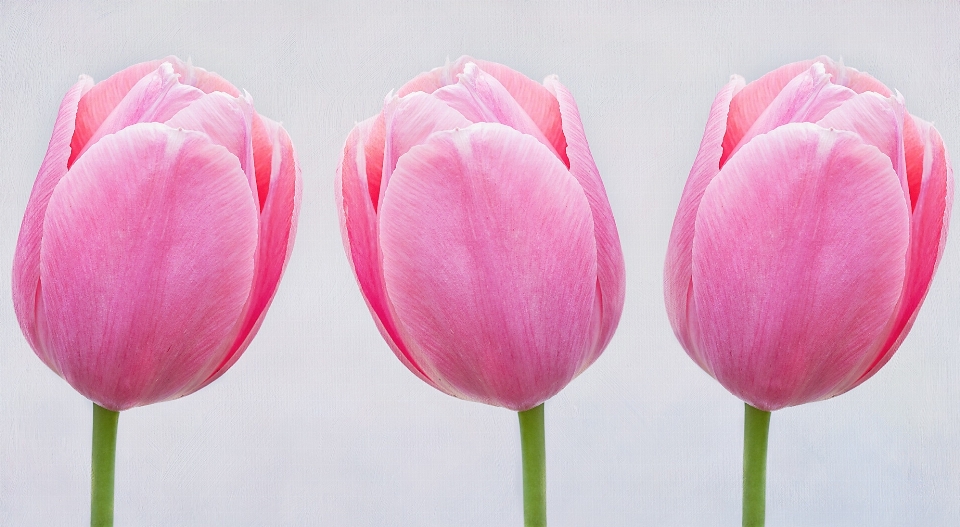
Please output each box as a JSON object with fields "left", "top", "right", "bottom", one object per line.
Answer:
{"left": 2, "top": 1, "right": 959, "bottom": 525}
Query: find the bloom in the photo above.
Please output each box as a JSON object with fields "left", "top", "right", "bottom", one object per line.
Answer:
{"left": 664, "top": 57, "right": 952, "bottom": 411}
{"left": 12, "top": 57, "right": 301, "bottom": 411}
{"left": 337, "top": 57, "right": 625, "bottom": 411}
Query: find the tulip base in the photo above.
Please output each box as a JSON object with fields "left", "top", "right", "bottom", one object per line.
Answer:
{"left": 518, "top": 403, "right": 546, "bottom": 527}
{"left": 743, "top": 403, "right": 771, "bottom": 527}
{"left": 91, "top": 403, "right": 119, "bottom": 527}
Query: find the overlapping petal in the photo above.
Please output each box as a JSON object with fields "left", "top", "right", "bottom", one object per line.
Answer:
{"left": 692, "top": 124, "right": 909, "bottom": 410}
{"left": 379, "top": 124, "right": 596, "bottom": 411}
{"left": 39, "top": 123, "right": 259, "bottom": 410}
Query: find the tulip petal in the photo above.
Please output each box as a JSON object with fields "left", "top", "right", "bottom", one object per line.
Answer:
{"left": 817, "top": 91, "right": 908, "bottom": 202}
{"left": 663, "top": 75, "right": 744, "bottom": 371}
{"left": 397, "top": 57, "right": 568, "bottom": 165}
{"left": 723, "top": 63, "right": 856, "bottom": 165}
{"left": 195, "top": 118, "right": 302, "bottom": 392}
{"left": 847, "top": 117, "right": 953, "bottom": 389}
{"left": 335, "top": 119, "right": 442, "bottom": 391}
{"left": 71, "top": 59, "right": 166, "bottom": 161}
{"left": 379, "top": 123, "right": 597, "bottom": 411}
{"left": 379, "top": 91, "right": 471, "bottom": 205}
{"left": 692, "top": 123, "right": 909, "bottom": 410}
{"left": 903, "top": 112, "right": 925, "bottom": 210}
{"left": 166, "top": 91, "right": 256, "bottom": 198}
{"left": 433, "top": 63, "right": 561, "bottom": 159}
{"left": 39, "top": 123, "right": 258, "bottom": 410}
{"left": 721, "top": 59, "right": 815, "bottom": 162}
{"left": 12, "top": 75, "right": 94, "bottom": 369}
{"left": 74, "top": 63, "right": 205, "bottom": 162}
{"left": 544, "top": 76, "right": 626, "bottom": 371}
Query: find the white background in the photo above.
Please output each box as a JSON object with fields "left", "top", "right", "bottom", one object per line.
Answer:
{"left": 2, "top": 1, "right": 959, "bottom": 525}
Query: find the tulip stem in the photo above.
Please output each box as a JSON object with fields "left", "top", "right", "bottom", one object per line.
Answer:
{"left": 743, "top": 403, "right": 771, "bottom": 527}
{"left": 518, "top": 403, "right": 546, "bottom": 527}
{"left": 91, "top": 403, "right": 119, "bottom": 527}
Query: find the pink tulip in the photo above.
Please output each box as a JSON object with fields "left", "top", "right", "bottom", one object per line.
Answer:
{"left": 336, "top": 57, "right": 626, "bottom": 411}
{"left": 12, "top": 57, "right": 302, "bottom": 412}
{"left": 665, "top": 57, "right": 952, "bottom": 412}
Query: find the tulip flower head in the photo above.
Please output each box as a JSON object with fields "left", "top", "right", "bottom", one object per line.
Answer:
{"left": 664, "top": 57, "right": 952, "bottom": 411}
{"left": 12, "top": 57, "right": 301, "bottom": 411}
{"left": 337, "top": 57, "right": 626, "bottom": 411}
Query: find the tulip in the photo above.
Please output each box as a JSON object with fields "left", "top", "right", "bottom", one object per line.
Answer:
{"left": 664, "top": 57, "right": 952, "bottom": 526}
{"left": 12, "top": 57, "right": 301, "bottom": 526}
{"left": 336, "top": 57, "right": 625, "bottom": 526}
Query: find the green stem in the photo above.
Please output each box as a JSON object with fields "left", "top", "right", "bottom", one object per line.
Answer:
{"left": 518, "top": 403, "right": 546, "bottom": 527}
{"left": 743, "top": 403, "right": 771, "bottom": 527}
{"left": 91, "top": 403, "right": 119, "bottom": 527}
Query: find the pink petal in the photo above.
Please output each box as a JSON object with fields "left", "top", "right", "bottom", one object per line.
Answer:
{"left": 544, "top": 76, "right": 626, "bottom": 371}
{"left": 73, "top": 63, "right": 205, "bottom": 162}
{"left": 335, "top": 119, "right": 442, "bottom": 391}
{"left": 12, "top": 75, "right": 94, "bottom": 370}
{"left": 433, "top": 63, "right": 561, "bottom": 159}
{"left": 846, "top": 117, "right": 953, "bottom": 389}
{"left": 396, "top": 57, "right": 568, "bottom": 165}
{"left": 663, "top": 75, "right": 745, "bottom": 371}
{"left": 195, "top": 119, "right": 303, "bottom": 392}
{"left": 39, "top": 123, "right": 259, "bottom": 410}
{"left": 70, "top": 60, "right": 166, "bottom": 162}
{"left": 379, "top": 123, "right": 597, "bottom": 411}
{"left": 379, "top": 91, "right": 471, "bottom": 205}
{"left": 903, "top": 112, "right": 924, "bottom": 209}
{"left": 722, "top": 62, "right": 856, "bottom": 165}
{"left": 692, "top": 123, "right": 909, "bottom": 411}
{"left": 166, "top": 91, "right": 256, "bottom": 199}
{"left": 721, "top": 59, "right": 815, "bottom": 163}
{"left": 817, "top": 91, "right": 908, "bottom": 202}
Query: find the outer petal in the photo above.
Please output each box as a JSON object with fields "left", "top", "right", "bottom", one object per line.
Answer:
{"left": 74, "top": 63, "right": 205, "bottom": 162}
{"left": 544, "top": 76, "right": 626, "bottom": 371}
{"left": 39, "top": 123, "right": 258, "bottom": 410}
{"left": 433, "top": 63, "right": 561, "bottom": 159}
{"left": 846, "top": 117, "right": 953, "bottom": 389}
{"left": 692, "top": 123, "right": 909, "bottom": 411}
{"left": 722, "top": 62, "right": 856, "bottom": 165}
{"left": 379, "top": 91, "right": 471, "bottom": 205}
{"left": 194, "top": 119, "right": 303, "bottom": 392}
{"left": 379, "top": 123, "right": 597, "bottom": 411}
{"left": 663, "top": 75, "right": 744, "bottom": 370}
{"left": 12, "top": 75, "right": 94, "bottom": 369}
{"left": 335, "top": 119, "right": 442, "bottom": 391}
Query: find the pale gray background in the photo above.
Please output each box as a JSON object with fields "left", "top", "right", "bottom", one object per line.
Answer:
{"left": 1, "top": 1, "right": 959, "bottom": 525}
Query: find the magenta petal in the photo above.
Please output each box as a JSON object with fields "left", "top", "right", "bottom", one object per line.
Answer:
{"left": 723, "top": 63, "right": 856, "bottom": 164}
{"left": 12, "top": 75, "right": 94, "bottom": 369}
{"left": 664, "top": 74, "right": 744, "bottom": 371}
{"left": 335, "top": 120, "right": 442, "bottom": 391}
{"left": 39, "top": 123, "right": 258, "bottom": 410}
{"left": 544, "top": 76, "right": 626, "bottom": 370}
{"left": 379, "top": 123, "right": 597, "bottom": 411}
{"left": 692, "top": 123, "right": 909, "bottom": 410}
{"left": 195, "top": 119, "right": 302, "bottom": 392}
{"left": 847, "top": 117, "right": 953, "bottom": 388}
{"left": 433, "top": 63, "right": 561, "bottom": 159}
{"left": 74, "top": 63, "right": 205, "bottom": 162}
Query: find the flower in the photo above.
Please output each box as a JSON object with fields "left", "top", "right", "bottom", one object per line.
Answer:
{"left": 336, "top": 57, "right": 625, "bottom": 411}
{"left": 12, "top": 57, "right": 301, "bottom": 411}
{"left": 664, "top": 57, "right": 952, "bottom": 411}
